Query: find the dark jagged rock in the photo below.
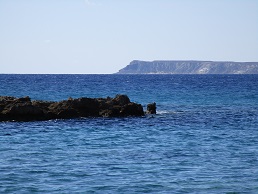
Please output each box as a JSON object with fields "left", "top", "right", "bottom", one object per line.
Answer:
{"left": 112, "top": 94, "right": 130, "bottom": 105}
{"left": 146, "top": 103, "right": 156, "bottom": 114}
{"left": 0, "top": 95, "right": 145, "bottom": 122}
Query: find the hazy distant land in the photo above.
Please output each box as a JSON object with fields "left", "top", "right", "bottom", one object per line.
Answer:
{"left": 117, "top": 60, "right": 258, "bottom": 74}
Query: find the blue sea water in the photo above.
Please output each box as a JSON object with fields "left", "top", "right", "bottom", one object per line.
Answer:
{"left": 0, "top": 74, "right": 258, "bottom": 193}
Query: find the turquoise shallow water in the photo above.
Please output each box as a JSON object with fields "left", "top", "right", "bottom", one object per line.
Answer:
{"left": 0, "top": 74, "right": 258, "bottom": 193}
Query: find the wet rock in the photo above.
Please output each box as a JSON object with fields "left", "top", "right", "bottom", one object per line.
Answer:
{"left": 146, "top": 102, "right": 156, "bottom": 114}
{"left": 120, "top": 103, "right": 145, "bottom": 117}
{"left": 0, "top": 96, "right": 16, "bottom": 102}
{"left": 0, "top": 95, "right": 146, "bottom": 121}
{"left": 16, "top": 96, "right": 31, "bottom": 103}
{"left": 57, "top": 109, "right": 79, "bottom": 119}
{"left": 112, "top": 94, "right": 131, "bottom": 106}
{"left": 69, "top": 98, "right": 100, "bottom": 117}
{"left": 1, "top": 103, "right": 44, "bottom": 121}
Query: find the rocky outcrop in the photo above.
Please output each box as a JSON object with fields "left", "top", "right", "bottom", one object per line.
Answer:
{"left": 146, "top": 103, "right": 156, "bottom": 114}
{"left": 117, "top": 60, "right": 258, "bottom": 74}
{"left": 0, "top": 95, "right": 145, "bottom": 122}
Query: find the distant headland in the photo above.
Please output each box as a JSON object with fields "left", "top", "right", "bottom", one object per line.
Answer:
{"left": 116, "top": 60, "right": 258, "bottom": 74}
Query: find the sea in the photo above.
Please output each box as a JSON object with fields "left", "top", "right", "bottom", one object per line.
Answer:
{"left": 0, "top": 74, "right": 257, "bottom": 194}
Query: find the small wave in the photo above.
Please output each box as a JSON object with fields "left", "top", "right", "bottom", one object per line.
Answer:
{"left": 157, "top": 110, "right": 179, "bottom": 115}
{"left": 156, "top": 110, "right": 170, "bottom": 114}
{"left": 156, "top": 110, "right": 185, "bottom": 115}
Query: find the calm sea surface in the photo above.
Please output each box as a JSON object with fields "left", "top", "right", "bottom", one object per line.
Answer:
{"left": 0, "top": 74, "right": 258, "bottom": 193}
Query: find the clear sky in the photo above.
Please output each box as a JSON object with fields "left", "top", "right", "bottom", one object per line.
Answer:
{"left": 0, "top": 0, "right": 257, "bottom": 74}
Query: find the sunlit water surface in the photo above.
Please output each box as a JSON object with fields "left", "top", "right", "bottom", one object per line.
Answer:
{"left": 0, "top": 74, "right": 257, "bottom": 193}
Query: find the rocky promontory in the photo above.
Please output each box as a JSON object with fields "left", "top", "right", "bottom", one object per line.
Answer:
{"left": 117, "top": 60, "right": 258, "bottom": 74}
{"left": 0, "top": 95, "right": 148, "bottom": 122}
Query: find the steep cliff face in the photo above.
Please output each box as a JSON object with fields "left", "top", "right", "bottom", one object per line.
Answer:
{"left": 117, "top": 60, "right": 258, "bottom": 74}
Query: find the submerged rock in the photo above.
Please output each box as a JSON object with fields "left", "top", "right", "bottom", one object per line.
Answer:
{"left": 0, "top": 95, "right": 145, "bottom": 122}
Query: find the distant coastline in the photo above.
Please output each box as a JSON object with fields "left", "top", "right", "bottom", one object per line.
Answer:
{"left": 116, "top": 60, "right": 258, "bottom": 74}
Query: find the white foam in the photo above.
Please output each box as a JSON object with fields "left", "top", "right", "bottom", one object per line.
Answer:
{"left": 156, "top": 110, "right": 170, "bottom": 114}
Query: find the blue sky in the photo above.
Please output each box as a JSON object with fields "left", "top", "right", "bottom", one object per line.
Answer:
{"left": 0, "top": 0, "right": 257, "bottom": 74}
